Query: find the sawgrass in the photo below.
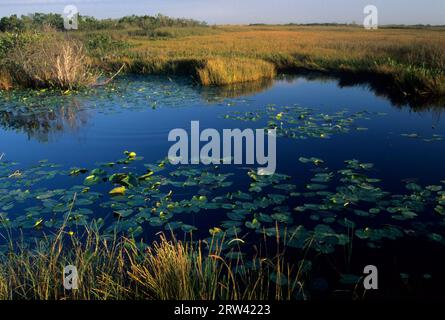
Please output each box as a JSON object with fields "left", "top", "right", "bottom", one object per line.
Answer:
{"left": 196, "top": 57, "right": 276, "bottom": 86}
{"left": 122, "top": 25, "right": 445, "bottom": 95}
{"left": 0, "top": 223, "right": 308, "bottom": 300}
{"left": 1, "top": 25, "right": 444, "bottom": 96}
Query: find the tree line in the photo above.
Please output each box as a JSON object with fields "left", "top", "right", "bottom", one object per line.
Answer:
{"left": 0, "top": 13, "right": 207, "bottom": 32}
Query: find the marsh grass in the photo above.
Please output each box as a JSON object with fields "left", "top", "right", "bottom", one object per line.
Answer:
{"left": 0, "top": 221, "right": 307, "bottom": 300}
{"left": 3, "top": 34, "right": 99, "bottom": 90}
{"left": 2, "top": 25, "right": 444, "bottom": 96}
{"left": 124, "top": 26, "right": 445, "bottom": 95}
{"left": 128, "top": 26, "right": 222, "bottom": 39}
{"left": 197, "top": 57, "right": 276, "bottom": 86}
{"left": 0, "top": 70, "right": 13, "bottom": 90}
{"left": 98, "top": 56, "right": 276, "bottom": 86}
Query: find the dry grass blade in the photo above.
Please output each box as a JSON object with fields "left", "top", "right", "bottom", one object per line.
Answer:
{"left": 0, "top": 223, "right": 307, "bottom": 300}
{"left": 5, "top": 36, "right": 99, "bottom": 90}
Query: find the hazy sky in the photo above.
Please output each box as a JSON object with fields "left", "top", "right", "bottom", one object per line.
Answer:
{"left": 0, "top": 0, "right": 444, "bottom": 25}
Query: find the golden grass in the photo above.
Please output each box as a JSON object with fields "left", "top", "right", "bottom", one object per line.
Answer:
{"left": 2, "top": 25, "right": 445, "bottom": 95}
{"left": 0, "top": 70, "right": 13, "bottom": 90}
{"left": 122, "top": 25, "right": 445, "bottom": 94}
{"left": 0, "top": 223, "right": 307, "bottom": 300}
{"left": 97, "top": 56, "right": 276, "bottom": 86}
{"left": 129, "top": 26, "right": 445, "bottom": 66}
{"left": 197, "top": 57, "right": 276, "bottom": 86}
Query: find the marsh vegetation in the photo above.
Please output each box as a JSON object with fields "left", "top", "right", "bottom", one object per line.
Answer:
{"left": 0, "top": 14, "right": 445, "bottom": 301}
{"left": 0, "top": 14, "right": 444, "bottom": 98}
{"left": 0, "top": 226, "right": 305, "bottom": 300}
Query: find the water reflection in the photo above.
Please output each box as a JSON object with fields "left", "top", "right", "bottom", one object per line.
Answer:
{"left": 284, "top": 71, "right": 445, "bottom": 111}
{"left": 0, "top": 98, "right": 88, "bottom": 142}
{"left": 0, "top": 72, "right": 444, "bottom": 142}
{"left": 200, "top": 72, "right": 445, "bottom": 114}
{"left": 200, "top": 78, "right": 274, "bottom": 102}
{"left": 281, "top": 72, "right": 445, "bottom": 128}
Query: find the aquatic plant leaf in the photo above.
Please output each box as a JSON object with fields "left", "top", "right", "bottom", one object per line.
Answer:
{"left": 109, "top": 186, "right": 126, "bottom": 196}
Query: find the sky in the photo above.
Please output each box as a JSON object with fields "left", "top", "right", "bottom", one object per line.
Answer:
{"left": 0, "top": 0, "right": 444, "bottom": 25}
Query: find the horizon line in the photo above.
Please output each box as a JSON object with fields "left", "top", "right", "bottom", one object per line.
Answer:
{"left": 1, "top": 12, "right": 445, "bottom": 27}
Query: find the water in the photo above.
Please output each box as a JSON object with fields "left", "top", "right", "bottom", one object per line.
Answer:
{"left": 1, "top": 74, "right": 445, "bottom": 298}
{"left": 2, "top": 76, "right": 443, "bottom": 180}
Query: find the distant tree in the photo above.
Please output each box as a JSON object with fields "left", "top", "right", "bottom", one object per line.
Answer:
{"left": 0, "top": 13, "right": 207, "bottom": 33}
{"left": 0, "top": 15, "right": 25, "bottom": 32}
{"left": 78, "top": 16, "right": 121, "bottom": 31}
{"left": 29, "top": 13, "right": 64, "bottom": 30}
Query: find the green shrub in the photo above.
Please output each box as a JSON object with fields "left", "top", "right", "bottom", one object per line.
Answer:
{"left": 84, "top": 33, "right": 131, "bottom": 58}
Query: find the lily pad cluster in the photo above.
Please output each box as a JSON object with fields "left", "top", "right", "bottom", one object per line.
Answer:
{"left": 223, "top": 104, "right": 386, "bottom": 140}
{"left": 400, "top": 133, "right": 444, "bottom": 143}
{"left": 1, "top": 151, "right": 445, "bottom": 259}
{"left": 0, "top": 75, "right": 233, "bottom": 141}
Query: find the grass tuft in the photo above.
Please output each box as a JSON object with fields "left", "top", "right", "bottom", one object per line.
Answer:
{"left": 197, "top": 57, "right": 276, "bottom": 86}
{"left": 3, "top": 34, "right": 99, "bottom": 90}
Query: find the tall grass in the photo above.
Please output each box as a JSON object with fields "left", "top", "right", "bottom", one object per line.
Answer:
{"left": 3, "top": 34, "right": 99, "bottom": 90}
{"left": 98, "top": 56, "right": 276, "bottom": 86}
{"left": 125, "top": 25, "right": 445, "bottom": 95}
{"left": 2, "top": 25, "right": 444, "bottom": 96}
{"left": 200, "top": 78, "right": 274, "bottom": 102}
{"left": 197, "top": 57, "right": 276, "bottom": 86}
{"left": 0, "top": 223, "right": 307, "bottom": 300}
{"left": 0, "top": 71, "right": 13, "bottom": 90}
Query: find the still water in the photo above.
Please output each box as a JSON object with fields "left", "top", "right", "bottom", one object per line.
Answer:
{"left": 1, "top": 74, "right": 445, "bottom": 298}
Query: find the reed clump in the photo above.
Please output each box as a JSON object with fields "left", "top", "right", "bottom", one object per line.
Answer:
{"left": 2, "top": 25, "right": 444, "bottom": 97}
{"left": 197, "top": 57, "right": 276, "bottom": 86}
{"left": 0, "top": 224, "right": 306, "bottom": 300}
{"left": 99, "top": 56, "right": 276, "bottom": 86}
{"left": 126, "top": 26, "right": 445, "bottom": 96}
{"left": 3, "top": 34, "right": 99, "bottom": 90}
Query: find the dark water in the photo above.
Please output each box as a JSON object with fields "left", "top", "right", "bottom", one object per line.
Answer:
{"left": 1, "top": 74, "right": 445, "bottom": 299}
{"left": 2, "top": 76, "right": 444, "bottom": 180}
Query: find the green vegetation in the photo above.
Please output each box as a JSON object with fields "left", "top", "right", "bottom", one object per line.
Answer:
{"left": 0, "top": 13, "right": 205, "bottom": 32}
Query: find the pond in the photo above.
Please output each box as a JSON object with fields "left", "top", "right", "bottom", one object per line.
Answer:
{"left": 1, "top": 74, "right": 445, "bottom": 299}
